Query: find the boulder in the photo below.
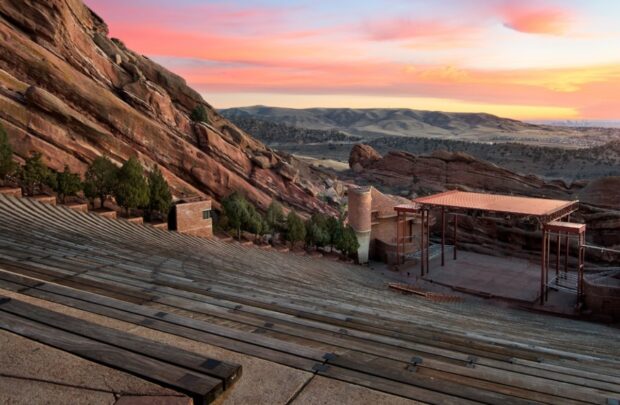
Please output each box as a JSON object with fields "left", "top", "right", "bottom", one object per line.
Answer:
{"left": 252, "top": 155, "right": 272, "bottom": 169}
{"left": 349, "top": 144, "right": 382, "bottom": 170}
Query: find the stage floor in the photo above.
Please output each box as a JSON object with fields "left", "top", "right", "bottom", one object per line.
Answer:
{"left": 423, "top": 251, "right": 542, "bottom": 302}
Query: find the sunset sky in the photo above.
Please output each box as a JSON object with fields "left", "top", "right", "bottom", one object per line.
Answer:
{"left": 85, "top": 0, "right": 620, "bottom": 120}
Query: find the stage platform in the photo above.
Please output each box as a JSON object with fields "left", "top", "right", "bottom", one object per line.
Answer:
{"left": 423, "top": 251, "right": 542, "bottom": 302}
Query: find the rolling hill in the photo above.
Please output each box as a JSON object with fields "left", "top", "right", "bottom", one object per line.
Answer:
{"left": 221, "top": 106, "right": 620, "bottom": 147}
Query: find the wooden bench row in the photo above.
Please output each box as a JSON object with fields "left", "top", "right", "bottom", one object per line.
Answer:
{"left": 1, "top": 195, "right": 620, "bottom": 404}
{"left": 0, "top": 296, "right": 241, "bottom": 404}
{"left": 1, "top": 269, "right": 619, "bottom": 404}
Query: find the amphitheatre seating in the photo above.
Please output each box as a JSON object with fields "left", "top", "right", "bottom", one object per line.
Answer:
{"left": 0, "top": 297, "right": 240, "bottom": 404}
{"left": 0, "top": 194, "right": 619, "bottom": 404}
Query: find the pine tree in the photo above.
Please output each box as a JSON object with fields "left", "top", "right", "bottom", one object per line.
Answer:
{"left": 0, "top": 123, "right": 17, "bottom": 183}
{"left": 147, "top": 166, "right": 172, "bottom": 220}
{"left": 20, "top": 152, "right": 54, "bottom": 196}
{"left": 222, "top": 191, "right": 250, "bottom": 240}
{"left": 114, "top": 156, "right": 149, "bottom": 216}
{"left": 266, "top": 201, "right": 285, "bottom": 234}
{"left": 326, "top": 216, "right": 341, "bottom": 251}
{"left": 286, "top": 211, "right": 306, "bottom": 248}
{"left": 55, "top": 165, "right": 82, "bottom": 203}
{"left": 305, "top": 213, "right": 330, "bottom": 249}
{"left": 337, "top": 225, "right": 360, "bottom": 259}
{"left": 83, "top": 156, "right": 118, "bottom": 208}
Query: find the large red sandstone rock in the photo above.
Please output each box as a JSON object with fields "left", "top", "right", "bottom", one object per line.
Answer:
{"left": 349, "top": 144, "right": 382, "bottom": 172}
{"left": 0, "top": 0, "right": 336, "bottom": 216}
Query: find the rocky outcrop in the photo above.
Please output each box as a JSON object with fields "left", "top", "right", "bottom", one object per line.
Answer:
{"left": 0, "top": 0, "right": 337, "bottom": 215}
{"left": 349, "top": 145, "right": 620, "bottom": 263}
{"left": 351, "top": 145, "right": 577, "bottom": 199}
{"left": 349, "top": 144, "right": 382, "bottom": 173}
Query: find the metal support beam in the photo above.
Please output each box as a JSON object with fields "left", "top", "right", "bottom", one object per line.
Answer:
{"left": 545, "top": 229, "right": 551, "bottom": 302}
{"left": 540, "top": 229, "right": 546, "bottom": 305}
{"left": 420, "top": 210, "right": 425, "bottom": 276}
{"left": 441, "top": 207, "right": 445, "bottom": 266}
{"left": 396, "top": 211, "right": 400, "bottom": 265}
{"left": 453, "top": 214, "right": 458, "bottom": 260}
{"left": 426, "top": 210, "right": 431, "bottom": 274}
{"left": 556, "top": 232, "right": 560, "bottom": 284}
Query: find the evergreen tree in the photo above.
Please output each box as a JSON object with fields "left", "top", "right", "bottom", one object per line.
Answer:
{"left": 246, "top": 207, "right": 267, "bottom": 241}
{"left": 83, "top": 156, "right": 118, "bottom": 208}
{"left": 266, "top": 201, "right": 285, "bottom": 234}
{"left": 0, "top": 123, "right": 17, "bottom": 183}
{"left": 114, "top": 156, "right": 149, "bottom": 216}
{"left": 337, "top": 225, "right": 360, "bottom": 259}
{"left": 222, "top": 191, "right": 250, "bottom": 240}
{"left": 305, "top": 213, "right": 330, "bottom": 250}
{"left": 326, "top": 216, "right": 342, "bottom": 251}
{"left": 20, "top": 152, "right": 54, "bottom": 196}
{"left": 55, "top": 165, "right": 82, "bottom": 203}
{"left": 286, "top": 211, "right": 306, "bottom": 248}
{"left": 147, "top": 166, "right": 172, "bottom": 220}
{"left": 190, "top": 105, "right": 209, "bottom": 123}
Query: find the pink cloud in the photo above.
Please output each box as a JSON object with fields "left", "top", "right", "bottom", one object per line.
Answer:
{"left": 500, "top": 5, "right": 574, "bottom": 35}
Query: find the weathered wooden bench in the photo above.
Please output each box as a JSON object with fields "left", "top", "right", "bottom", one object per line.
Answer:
{"left": 0, "top": 296, "right": 241, "bottom": 404}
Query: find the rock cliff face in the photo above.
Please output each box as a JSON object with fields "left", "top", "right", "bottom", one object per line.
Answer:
{"left": 0, "top": 0, "right": 336, "bottom": 215}
{"left": 349, "top": 145, "right": 577, "bottom": 199}
{"left": 349, "top": 145, "right": 620, "bottom": 263}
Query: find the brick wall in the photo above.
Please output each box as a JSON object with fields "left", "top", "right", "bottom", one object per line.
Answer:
{"left": 0, "top": 187, "right": 22, "bottom": 198}
{"left": 172, "top": 200, "right": 213, "bottom": 238}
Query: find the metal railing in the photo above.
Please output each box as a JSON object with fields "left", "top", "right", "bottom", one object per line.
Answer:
{"left": 582, "top": 244, "right": 620, "bottom": 255}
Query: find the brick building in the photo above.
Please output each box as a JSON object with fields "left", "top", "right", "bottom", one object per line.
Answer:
{"left": 168, "top": 199, "right": 213, "bottom": 238}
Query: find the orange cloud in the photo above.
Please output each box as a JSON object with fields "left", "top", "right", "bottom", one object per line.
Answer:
{"left": 500, "top": 5, "right": 573, "bottom": 35}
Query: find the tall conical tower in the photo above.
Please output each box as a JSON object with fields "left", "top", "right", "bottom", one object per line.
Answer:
{"left": 347, "top": 186, "right": 372, "bottom": 264}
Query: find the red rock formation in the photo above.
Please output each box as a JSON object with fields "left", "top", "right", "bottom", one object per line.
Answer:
{"left": 0, "top": 0, "right": 336, "bottom": 215}
{"left": 349, "top": 145, "right": 620, "bottom": 263}
{"left": 349, "top": 144, "right": 382, "bottom": 172}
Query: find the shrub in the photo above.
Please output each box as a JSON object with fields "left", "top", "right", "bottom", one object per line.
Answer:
{"left": 0, "top": 123, "right": 17, "bottom": 182}
{"left": 114, "top": 156, "right": 149, "bottom": 215}
{"left": 147, "top": 166, "right": 172, "bottom": 220}
{"left": 83, "top": 156, "right": 118, "bottom": 208}
{"left": 55, "top": 165, "right": 82, "bottom": 203}
{"left": 286, "top": 211, "right": 306, "bottom": 247}
{"left": 20, "top": 152, "right": 55, "bottom": 196}
{"left": 190, "top": 105, "right": 209, "bottom": 123}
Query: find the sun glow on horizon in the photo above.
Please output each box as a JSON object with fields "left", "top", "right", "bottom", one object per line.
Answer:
{"left": 206, "top": 92, "right": 579, "bottom": 120}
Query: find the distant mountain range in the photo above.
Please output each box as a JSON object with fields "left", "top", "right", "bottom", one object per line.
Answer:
{"left": 221, "top": 106, "right": 620, "bottom": 181}
{"left": 221, "top": 106, "right": 544, "bottom": 141}
{"left": 221, "top": 106, "right": 620, "bottom": 148}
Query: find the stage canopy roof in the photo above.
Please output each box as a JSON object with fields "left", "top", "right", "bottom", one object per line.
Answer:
{"left": 411, "top": 190, "right": 578, "bottom": 220}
